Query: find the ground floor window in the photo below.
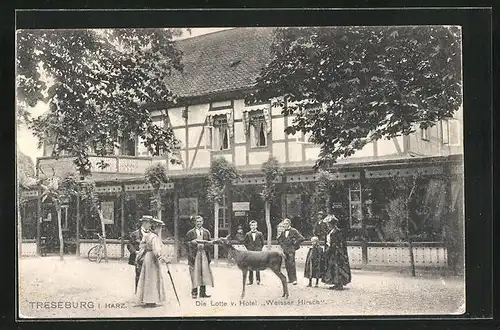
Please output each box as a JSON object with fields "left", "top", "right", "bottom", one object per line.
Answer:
{"left": 20, "top": 199, "right": 37, "bottom": 239}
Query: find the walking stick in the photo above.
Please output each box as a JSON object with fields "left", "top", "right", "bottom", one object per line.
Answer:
{"left": 165, "top": 262, "right": 181, "bottom": 306}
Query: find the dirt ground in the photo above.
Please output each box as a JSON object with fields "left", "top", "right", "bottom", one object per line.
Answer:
{"left": 18, "top": 256, "right": 465, "bottom": 319}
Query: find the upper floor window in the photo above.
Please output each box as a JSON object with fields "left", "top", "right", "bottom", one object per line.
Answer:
{"left": 250, "top": 113, "right": 267, "bottom": 147}
{"left": 118, "top": 134, "right": 136, "bottom": 156}
{"left": 212, "top": 116, "right": 230, "bottom": 151}
{"left": 90, "top": 140, "right": 115, "bottom": 155}
{"left": 441, "top": 118, "right": 460, "bottom": 146}
{"left": 421, "top": 127, "right": 430, "bottom": 141}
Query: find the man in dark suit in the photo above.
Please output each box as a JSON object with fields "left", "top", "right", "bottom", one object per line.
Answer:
{"left": 185, "top": 215, "right": 214, "bottom": 299}
{"left": 243, "top": 220, "right": 265, "bottom": 285}
{"left": 126, "top": 215, "right": 153, "bottom": 293}
{"left": 277, "top": 218, "right": 305, "bottom": 285}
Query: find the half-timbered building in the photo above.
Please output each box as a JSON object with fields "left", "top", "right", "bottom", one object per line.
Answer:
{"left": 20, "top": 28, "right": 464, "bottom": 272}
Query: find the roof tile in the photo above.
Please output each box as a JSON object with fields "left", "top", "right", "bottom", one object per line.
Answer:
{"left": 166, "top": 28, "right": 275, "bottom": 98}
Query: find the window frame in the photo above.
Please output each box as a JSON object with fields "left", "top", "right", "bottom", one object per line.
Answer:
{"left": 421, "top": 127, "right": 430, "bottom": 141}
{"left": 212, "top": 117, "right": 231, "bottom": 151}
{"left": 446, "top": 118, "right": 461, "bottom": 147}
{"left": 249, "top": 114, "right": 268, "bottom": 148}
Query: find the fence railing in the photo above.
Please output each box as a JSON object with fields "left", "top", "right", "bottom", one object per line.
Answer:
{"left": 38, "top": 155, "right": 153, "bottom": 176}
{"left": 21, "top": 239, "right": 448, "bottom": 268}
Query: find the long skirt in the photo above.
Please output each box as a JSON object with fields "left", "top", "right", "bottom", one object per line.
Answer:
{"left": 190, "top": 249, "right": 214, "bottom": 288}
{"left": 322, "top": 250, "right": 351, "bottom": 286}
{"left": 136, "top": 251, "right": 168, "bottom": 304}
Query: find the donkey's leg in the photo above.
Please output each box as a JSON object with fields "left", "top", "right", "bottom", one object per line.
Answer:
{"left": 271, "top": 267, "right": 289, "bottom": 299}
{"left": 241, "top": 269, "right": 248, "bottom": 299}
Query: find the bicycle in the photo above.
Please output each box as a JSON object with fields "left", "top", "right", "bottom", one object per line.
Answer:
{"left": 88, "top": 233, "right": 106, "bottom": 263}
{"left": 87, "top": 233, "right": 125, "bottom": 262}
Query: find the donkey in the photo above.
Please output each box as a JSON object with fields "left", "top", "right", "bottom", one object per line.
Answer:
{"left": 215, "top": 236, "right": 289, "bottom": 299}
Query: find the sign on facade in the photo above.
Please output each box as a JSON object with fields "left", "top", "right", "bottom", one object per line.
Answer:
{"left": 100, "top": 201, "right": 114, "bottom": 224}
{"left": 232, "top": 202, "right": 250, "bottom": 211}
{"left": 234, "top": 211, "right": 247, "bottom": 217}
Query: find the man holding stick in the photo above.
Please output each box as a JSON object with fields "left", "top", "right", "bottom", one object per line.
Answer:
{"left": 185, "top": 215, "right": 214, "bottom": 299}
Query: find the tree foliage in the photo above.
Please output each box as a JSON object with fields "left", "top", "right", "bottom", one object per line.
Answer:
{"left": 145, "top": 162, "right": 169, "bottom": 191}
{"left": 17, "top": 148, "right": 36, "bottom": 188}
{"left": 17, "top": 28, "right": 186, "bottom": 177}
{"left": 249, "top": 26, "right": 462, "bottom": 168}
{"left": 260, "top": 156, "right": 284, "bottom": 202}
{"left": 206, "top": 157, "right": 241, "bottom": 204}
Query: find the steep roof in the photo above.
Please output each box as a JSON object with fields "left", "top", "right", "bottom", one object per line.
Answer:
{"left": 166, "top": 28, "right": 275, "bottom": 98}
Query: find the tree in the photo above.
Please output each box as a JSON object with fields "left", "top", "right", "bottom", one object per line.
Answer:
{"left": 249, "top": 26, "right": 462, "bottom": 168}
{"left": 145, "top": 162, "right": 170, "bottom": 239}
{"left": 260, "top": 157, "right": 284, "bottom": 249}
{"left": 384, "top": 174, "right": 421, "bottom": 276}
{"left": 39, "top": 172, "right": 79, "bottom": 260}
{"left": 206, "top": 157, "right": 241, "bottom": 262}
{"left": 16, "top": 28, "right": 185, "bottom": 177}
{"left": 17, "top": 149, "right": 37, "bottom": 256}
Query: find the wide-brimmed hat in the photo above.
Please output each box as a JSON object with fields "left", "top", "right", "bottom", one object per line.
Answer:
{"left": 151, "top": 218, "right": 165, "bottom": 226}
{"left": 317, "top": 211, "right": 325, "bottom": 215}
{"left": 139, "top": 215, "right": 154, "bottom": 223}
{"left": 322, "top": 214, "right": 338, "bottom": 223}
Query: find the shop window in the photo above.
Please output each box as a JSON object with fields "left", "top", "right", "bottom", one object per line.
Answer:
{"left": 217, "top": 195, "right": 229, "bottom": 237}
{"left": 349, "top": 182, "right": 362, "bottom": 229}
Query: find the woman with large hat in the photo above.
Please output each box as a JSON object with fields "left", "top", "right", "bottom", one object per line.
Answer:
{"left": 322, "top": 214, "right": 351, "bottom": 290}
{"left": 127, "top": 215, "right": 154, "bottom": 293}
{"left": 135, "top": 216, "right": 171, "bottom": 307}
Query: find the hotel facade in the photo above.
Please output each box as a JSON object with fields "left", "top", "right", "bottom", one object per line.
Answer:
{"left": 19, "top": 28, "right": 464, "bottom": 272}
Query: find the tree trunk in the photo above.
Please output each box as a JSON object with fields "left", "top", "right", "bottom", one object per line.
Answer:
{"left": 265, "top": 201, "right": 272, "bottom": 250}
{"left": 156, "top": 191, "right": 162, "bottom": 240}
{"left": 406, "top": 178, "right": 417, "bottom": 277}
{"left": 56, "top": 205, "right": 64, "bottom": 261}
{"left": 214, "top": 202, "right": 219, "bottom": 264}
{"left": 98, "top": 210, "right": 108, "bottom": 263}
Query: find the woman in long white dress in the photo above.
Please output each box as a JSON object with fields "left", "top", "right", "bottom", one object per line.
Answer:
{"left": 135, "top": 218, "right": 170, "bottom": 307}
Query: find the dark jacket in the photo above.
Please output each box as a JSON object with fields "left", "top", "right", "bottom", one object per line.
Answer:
{"left": 243, "top": 231, "right": 265, "bottom": 251}
{"left": 235, "top": 232, "right": 246, "bottom": 243}
{"left": 314, "top": 221, "right": 333, "bottom": 242}
{"left": 185, "top": 227, "right": 212, "bottom": 266}
{"left": 126, "top": 229, "right": 144, "bottom": 266}
{"left": 277, "top": 227, "right": 305, "bottom": 253}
